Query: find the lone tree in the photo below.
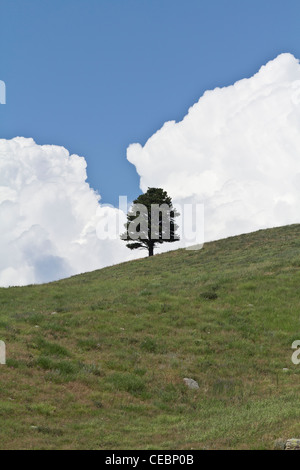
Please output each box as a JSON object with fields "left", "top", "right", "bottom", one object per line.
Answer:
{"left": 121, "top": 187, "right": 180, "bottom": 257}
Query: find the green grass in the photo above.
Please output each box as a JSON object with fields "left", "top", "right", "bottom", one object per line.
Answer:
{"left": 1, "top": 224, "right": 300, "bottom": 449}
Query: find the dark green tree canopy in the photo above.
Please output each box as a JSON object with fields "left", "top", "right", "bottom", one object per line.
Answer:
{"left": 121, "top": 187, "right": 180, "bottom": 257}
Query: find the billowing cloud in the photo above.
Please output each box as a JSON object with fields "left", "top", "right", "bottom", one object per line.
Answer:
{"left": 3, "top": 53, "right": 300, "bottom": 286}
{"left": 127, "top": 53, "right": 300, "bottom": 243}
{"left": 0, "top": 137, "right": 136, "bottom": 287}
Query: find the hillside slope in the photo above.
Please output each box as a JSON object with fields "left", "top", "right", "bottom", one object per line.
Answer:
{"left": 1, "top": 224, "right": 300, "bottom": 450}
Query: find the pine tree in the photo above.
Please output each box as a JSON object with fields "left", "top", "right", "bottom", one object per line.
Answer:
{"left": 121, "top": 188, "right": 180, "bottom": 257}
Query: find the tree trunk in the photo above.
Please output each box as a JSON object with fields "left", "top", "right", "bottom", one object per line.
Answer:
{"left": 148, "top": 244, "right": 154, "bottom": 257}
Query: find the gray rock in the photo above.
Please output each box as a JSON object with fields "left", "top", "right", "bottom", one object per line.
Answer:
{"left": 285, "top": 439, "right": 300, "bottom": 450}
{"left": 183, "top": 378, "right": 199, "bottom": 389}
{"left": 274, "top": 438, "right": 286, "bottom": 450}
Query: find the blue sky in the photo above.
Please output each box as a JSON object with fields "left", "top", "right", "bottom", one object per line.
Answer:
{"left": 1, "top": 0, "right": 300, "bottom": 206}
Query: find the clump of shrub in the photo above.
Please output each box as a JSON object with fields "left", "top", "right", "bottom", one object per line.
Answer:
{"left": 201, "top": 291, "right": 218, "bottom": 300}
{"left": 140, "top": 337, "right": 158, "bottom": 353}
{"left": 36, "top": 356, "right": 77, "bottom": 375}
{"left": 33, "top": 337, "right": 71, "bottom": 358}
{"left": 200, "top": 285, "right": 219, "bottom": 300}
{"left": 107, "top": 372, "right": 146, "bottom": 395}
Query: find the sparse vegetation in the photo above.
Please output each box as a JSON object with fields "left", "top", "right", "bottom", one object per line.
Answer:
{"left": 1, "top": 224, "right": 300, "bottom": 449}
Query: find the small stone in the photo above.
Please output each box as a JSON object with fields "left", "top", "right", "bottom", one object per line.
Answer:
{"left": 51, "top": 312, "right": 57, "bottom": 315}
{"left": 283, "top": 368, "right": 289, "bottom": 372}
{"left": 274, "top": 438, "right": 286, "bottom": 450}
{"left": 183, "top": 378, "right": 199, "bottom": 390}
{"left": 285, "top": 439, "right": 300, "bottom": 450}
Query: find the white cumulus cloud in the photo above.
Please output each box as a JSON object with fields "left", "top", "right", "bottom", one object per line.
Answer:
{"left": 0, "top": 137, "right": 135, "bottom": 287}
{"left": 127, "top": 53, "right": 300, "bottom": 243}
{"left": 3, "top": 53, "right": 300, "bottom": 286}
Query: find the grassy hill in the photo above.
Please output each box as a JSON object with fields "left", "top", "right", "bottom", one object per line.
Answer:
{"left": 1, "top": 224, "right": 300, "bottom": 450}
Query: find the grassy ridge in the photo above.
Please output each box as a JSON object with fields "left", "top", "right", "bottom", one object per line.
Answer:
{"left": 1, "top": 224, "right": 300, "bottom": 449}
